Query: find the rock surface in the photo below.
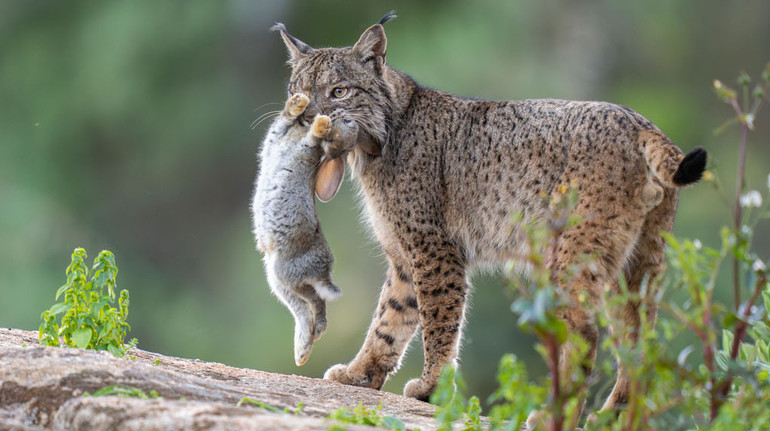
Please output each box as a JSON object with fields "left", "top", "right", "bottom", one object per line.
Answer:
{"left": 0, "top": 329, "right": 439, "bottom": 430}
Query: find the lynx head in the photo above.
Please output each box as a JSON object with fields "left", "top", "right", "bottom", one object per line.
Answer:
{"left": 272, "top": 12, "right": 397, "bottom": 200}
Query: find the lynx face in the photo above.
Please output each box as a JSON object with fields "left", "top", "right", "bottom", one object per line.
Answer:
{"left": 275, "top": 23, "right": 395, "bottom": 167}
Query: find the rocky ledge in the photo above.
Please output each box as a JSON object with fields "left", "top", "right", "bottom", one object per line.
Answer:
{"left": 0, "top": 328, "right": 439, "bottom": 430}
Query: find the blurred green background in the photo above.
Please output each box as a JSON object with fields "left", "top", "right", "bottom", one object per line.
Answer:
{"left": 1, "top": 0, "right": 768, "bottom": 404}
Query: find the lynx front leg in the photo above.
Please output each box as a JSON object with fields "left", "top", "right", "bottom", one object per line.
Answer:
{"left": 403, "top": 241, "right": 468, "bottom": 401}
{"left": 324, "top": 260, "right": 419, "bottom": 390}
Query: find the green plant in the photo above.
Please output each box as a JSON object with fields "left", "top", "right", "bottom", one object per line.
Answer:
{"left": 327, "top": 403, "right": 408, "bottom": 431}
{"left": 85, "top": 384, "right": 159, "bottom": 399}
{"left": 237, "top": 397, "right": 304, "bottom": 415}
{"left": 39, "top": 247, "right": 136, "bottom": 358}
{"left": 430, "top": 365, "right": 485, "bottom": 431}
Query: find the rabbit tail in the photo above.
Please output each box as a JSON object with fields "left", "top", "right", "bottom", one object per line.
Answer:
{"left": 314, "top": 280, "right": 342, "bottom": 301}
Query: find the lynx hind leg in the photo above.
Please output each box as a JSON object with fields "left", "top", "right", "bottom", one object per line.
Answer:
{"left": 284, "top": 93, "right": 310, "bottom": 119}
{"left": 310, "top": 115, "right": 332, "bottom": 138}
{"left": 601, "top": 188, "right": 677, "bottom": 412}
{"left": 524, "top": 205, "right": 646, "bottom": 428}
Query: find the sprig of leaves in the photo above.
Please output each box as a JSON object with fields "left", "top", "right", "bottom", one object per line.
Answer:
{"left": 39, "top": 247, "right": 136, "bottom": 358}
{"left": 85, "top": 384, "right": 159, "bottom": 399}
{"left": 327, "top": 403, "right": 407, "bottom": 431}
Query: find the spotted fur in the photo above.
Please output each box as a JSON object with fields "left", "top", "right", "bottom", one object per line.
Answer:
{"left": 271, "top": 17, "right": 706, "bottom": 417}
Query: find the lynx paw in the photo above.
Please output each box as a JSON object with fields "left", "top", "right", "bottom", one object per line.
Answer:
{"left": 285, "top": 93, "right": 310, "bottom": 118}
{"left": 404, "top": 378, "right": 435, "bottom": 402}
{"left": 311, "top": 115, "right": 332, "bottom": 138}
{"left": 324, "top": 364, "right": 373, "bottom": 388}
{"left": 524, "top": 410, "right": 547, "bottom": 431}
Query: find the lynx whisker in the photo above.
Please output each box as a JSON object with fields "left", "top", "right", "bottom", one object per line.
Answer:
{"left": 252, "top": 102, "right": 283, "bottom": 113}
{"left": 251, "top": 110, "right": 281, "bottom": 130}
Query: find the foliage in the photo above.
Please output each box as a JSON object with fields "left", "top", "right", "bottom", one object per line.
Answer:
{"left": 85, "top": 384, "right": 159, "bottom": 399}
{"left": 39, "top": 248, "right": 136, "bottom": 358}
{"left": 237, "top": 398, "right": 303, "bottom": 415}
{"left": 326, "top": 403, "right": 407, "bottom": 431}
{"left": 426, "top": 65, "right": 770, "bottom": 430}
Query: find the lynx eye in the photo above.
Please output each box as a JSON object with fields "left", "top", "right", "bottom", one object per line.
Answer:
{"left": 331, "top": 87, "right": 348, "bottom": 99}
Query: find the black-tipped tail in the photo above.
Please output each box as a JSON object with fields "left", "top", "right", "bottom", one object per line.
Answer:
{"left": 673, "top": 147, "right": 707, "bottom": 186}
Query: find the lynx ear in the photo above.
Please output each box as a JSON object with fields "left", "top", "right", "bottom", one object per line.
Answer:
{"left": 271, "top": 23, "right": 313, "bottom": 64}
{"left": 353, "top": 24, "right": 388, "bottom": 66}
{"left": 315, "top": 157, "right": 345, "bottom": 202}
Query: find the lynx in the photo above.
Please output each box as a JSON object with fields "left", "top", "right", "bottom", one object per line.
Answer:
{"left": 270, "top": 13, "right": 706, "bottom": 421}
{"left": 252, "top": 93, "right": 357, "bottom": 366}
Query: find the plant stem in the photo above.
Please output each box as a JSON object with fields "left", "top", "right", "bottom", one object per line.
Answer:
{"left": 709, "top": 274, "right": 766, "bottom": 421}
{"left": 544, "top": 332, "right": 564, "bottom": 431}
{"left": 731, "top": 101, "right": 748, "bottom": 311}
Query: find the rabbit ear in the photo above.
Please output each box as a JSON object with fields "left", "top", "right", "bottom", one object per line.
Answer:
{"left": 315, "top": 157, "right": 345, "bottom": 202}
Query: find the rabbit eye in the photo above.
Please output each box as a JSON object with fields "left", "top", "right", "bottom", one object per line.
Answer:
{"left": 331, "top": 87, "right": 348, "bottom": 99}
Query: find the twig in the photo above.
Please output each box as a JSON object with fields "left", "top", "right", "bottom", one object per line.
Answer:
{"left": 543, "top": 331, "right": 564, "bottom": 431}
{"left": 732, "top": 120, "right": 748, "bottom": 310}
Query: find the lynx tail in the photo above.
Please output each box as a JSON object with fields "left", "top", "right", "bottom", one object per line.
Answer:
{"left": 640, "top": 129, "right": 707, "bottom": 187}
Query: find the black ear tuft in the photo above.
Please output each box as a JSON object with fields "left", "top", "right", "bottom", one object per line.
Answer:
{"left": 270, "top": 23, "right": 287, "bottom": 33}
{"left": 673, "top": 147, "right": 708, "bottom": 186}
{"left": 271, "top": 23, "right": 313, "bottom": 63}
{"left": 378, "top": 11, "right": 397, "bottom": 26}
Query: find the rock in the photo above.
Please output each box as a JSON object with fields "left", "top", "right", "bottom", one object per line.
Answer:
{"left": 0, "top": 329, "right": 439, "bottom": 430}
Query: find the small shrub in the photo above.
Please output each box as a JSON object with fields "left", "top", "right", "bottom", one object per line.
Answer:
{"left": 327, "top": 403, "right": 407, "bottom": 431}
{"left": 39, "top": 247, "right": 136, "bottom": 357}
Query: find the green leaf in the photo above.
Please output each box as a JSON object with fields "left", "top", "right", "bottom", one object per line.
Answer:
{"left": 237, "top": 398, "right": 287, "bottom": 414}
{"left": 722, "top": 312, "right": 739, "bottom": 328}
{"left": 55, "top": 284, "right": 70, "bottom": 300}
{"left": 88, "top": 384, "right": 153, "bottom": 399}
{"left": 107, "top": 344, "right": 123, "bottom": 358}
{"left": 48, "top": 303, "right": 71, "bottom": 316}
{"left": 763, "top": 289, "right": 770, "bottom": 314}
{"left": 715, "top": 350, "right": 729, "bottom": 371}
{"left": 382, "top": 416, "right": 405, "bottom": 431}
{"left": 722, "top": 329, "right": 735, "bottom": 353}
{"left": 72, "top": 328, "right": 92, "bottom": 349}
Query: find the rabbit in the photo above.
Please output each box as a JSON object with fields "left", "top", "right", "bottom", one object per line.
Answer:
{"left": 252, "top": 92, "right": 357, "bottom": 366}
